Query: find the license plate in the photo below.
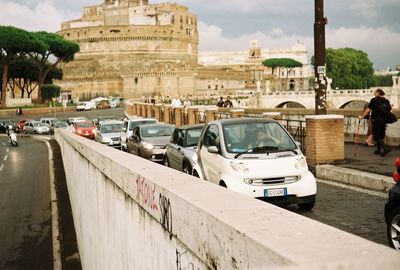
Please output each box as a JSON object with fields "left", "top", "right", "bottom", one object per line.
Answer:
{"left": 264, "top": 188, "right": 287, "bottom": 197}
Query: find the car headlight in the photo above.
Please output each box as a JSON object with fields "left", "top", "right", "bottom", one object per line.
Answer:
{"left": 78, "top": 130, "right": 82, "bottom": 134}
{"left": 102, "top": 137, "right": 112, "bottom": 143}
{"left": 230, "top": 161, "right": 249, "bottom": 174}
{"left": 295, "top": 157, "right": 307, "bottom": 169}
{"left": 142, "top": 141, "right": 154, "bottom": 150}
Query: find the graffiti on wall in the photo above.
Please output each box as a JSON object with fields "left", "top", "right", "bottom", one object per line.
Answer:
{"left": 135, "top": 175, "right": 158, "bottom": 211}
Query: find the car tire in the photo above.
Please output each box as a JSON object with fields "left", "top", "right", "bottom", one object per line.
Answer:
{"left": 387, "top": 207, "right": 400, "bottom": 250}
{"left": 192, "top": 170, "right": 200, "bottom": 178}
{"left": 182, "top": 161, "right": 191, "bottom": 175}
{"left": 164, "top": 156, "right": 170, "bottom": 167}
{"left": 219, "top": 181, "right": 227, "bottom": 188}
{"left": 298, "top": 200, "right": 315, "bottom": 211}
{"left": 34, "top": 131, "right": 37, "bottom": 135}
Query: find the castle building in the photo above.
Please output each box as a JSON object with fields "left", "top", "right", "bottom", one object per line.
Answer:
{"left": 57, "top": 0, "right": 198, "bottom": 100}
{"left": 57, "top": 1, "right": 310, "bottom": 101}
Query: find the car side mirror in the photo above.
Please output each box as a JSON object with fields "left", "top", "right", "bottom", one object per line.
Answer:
{"left": 207, "top": 146, "right": 219, "bottom": 154}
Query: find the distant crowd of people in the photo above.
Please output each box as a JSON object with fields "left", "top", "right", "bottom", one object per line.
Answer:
{"left": 216, "top": 96, "right": 233, "bottom": 108}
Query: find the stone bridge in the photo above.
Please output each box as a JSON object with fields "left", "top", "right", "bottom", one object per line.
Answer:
{"left": 256, "top": 87, "right": 400, "bottom": 109}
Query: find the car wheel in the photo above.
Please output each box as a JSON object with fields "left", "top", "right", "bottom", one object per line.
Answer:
{"left": 387, "top": 207, "right": 400, "bottom": 250}
{"left": 298, "top": 200, "right": 315, "bottom": 211}
{"left": 192, "top": 170, "right": 200, "bottom": 178}
{"left": 164, "top": 157, "right": 170, "bottom": 167}
{"left": 34, "top": 131, "right": 37, "bottom": 135}
{"left": 219, "top": 181, "right": 227, "bottom": 188}
{"left": 182, "top": 161, "right": 191, "bottom": 175}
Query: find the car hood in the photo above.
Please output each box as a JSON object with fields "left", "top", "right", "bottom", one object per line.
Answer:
{"left": 142, "top": 136, "right": 171, "bottom": 146}
{"left": 99, "top": 132, "right": 121, "bottom": 138}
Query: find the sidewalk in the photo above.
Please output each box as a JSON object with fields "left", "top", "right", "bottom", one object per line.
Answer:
{"left": 316, "top": 142, "right": 399, "bottom": 193}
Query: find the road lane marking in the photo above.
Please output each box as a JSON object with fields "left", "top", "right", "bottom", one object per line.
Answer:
{"left": 0, "top": 164, "right": 4, "bottom": 172}
{"left": 6, "top": 148, "right": 9, "bottom": 153}
{"left": 3, "top": 155, "right": 8, "bottom": 161}
{"left": 1, "top": 142, "right": 5, "bottom": 146}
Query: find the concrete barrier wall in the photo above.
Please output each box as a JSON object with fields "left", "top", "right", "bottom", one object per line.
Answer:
{"left": 55, "top": 129, "right": 399, "bottom": 270}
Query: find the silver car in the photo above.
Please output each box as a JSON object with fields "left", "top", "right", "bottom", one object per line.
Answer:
{"left": 24, "top": 121, "right": 50, "bottom": 135}
{"left": 164, "top": 124, "right": 204, "bottom": 175}
{"left": 95, "top": 120, "right": 123, "bottom": 148}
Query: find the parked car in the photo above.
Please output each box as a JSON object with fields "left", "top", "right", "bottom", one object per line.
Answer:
{"left": 164, "top": 124, "right": 205, "bottom": 175}
{"left": 23, "top": 121, "right": 50, "bottom": 135}
{"left": 385, "top": 182, "right": 400, "bottom": 250}
{"left": 96, "top": 100, "right": 110, "bottom": 110}
{"left": 120, "top": 118, "right": 158, "bottom": 151}
{"left": 73, "top": 120, "right": 97, "bottom": 139}
{"left": 76, "top": 101, "right": 96, "bottom": 111}
{"left": 126, "top": 123, "right": 174, "bottom": 163}
{"left": 194, "top": 118, "right": 317, "bottom": 210}
{"left": 40, "top": 118, "right": 59, "bottom": 134}
{"left": 95, "top": 120, "right": 123, "bottom": 148}
{"left": 17, "top": 119, "right": 33, "bottom": 130}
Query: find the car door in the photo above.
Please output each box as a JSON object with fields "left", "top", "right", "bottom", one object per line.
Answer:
{"left": 25, "top": 123, "right": 33, "bottom": 134}
{"left": 127, "top": 127, "right": 140, "bottom": 155}
{"left": 168, "top": 129, "right": 185, "bottom": 170}
{"left": 199, "top": 124, "right": 221, "bottom": 183}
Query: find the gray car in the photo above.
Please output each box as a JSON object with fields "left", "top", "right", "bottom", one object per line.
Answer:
{"left": 95, "top": 120, "right": 123, "bottom": 148}
{"left": 164, "top": 124, "right": 204, "bottom": 175}
{"left": 120, "top": 118, "right": 158, "bottom": 151}
{"left": 126, "top": 123, "right": 174, "bottom": 162}
{"left": 24, "top": 121, "right": 50, "bottom": 135}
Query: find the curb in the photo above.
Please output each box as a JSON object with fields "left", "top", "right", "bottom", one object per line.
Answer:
{"left": 316, "top": 164, "right": 394, "bottom": 193}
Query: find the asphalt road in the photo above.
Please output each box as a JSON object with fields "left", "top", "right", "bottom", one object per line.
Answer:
{"left": 290, "top": 181, "right": 388, "bottom": 246}
{"left": 0, "top": 137, "right": 52, "bottom": 270}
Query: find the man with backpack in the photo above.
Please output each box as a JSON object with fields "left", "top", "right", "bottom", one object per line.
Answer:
{"left": 359, "top": 88, "right": 392, "bottom": 156}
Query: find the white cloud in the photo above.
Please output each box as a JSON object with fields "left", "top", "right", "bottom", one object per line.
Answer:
{"left": 0, "top": 1, "right": 78, "bottom": 32}
{"left": 198, "top": 21, "right": 400, "bottom": 68}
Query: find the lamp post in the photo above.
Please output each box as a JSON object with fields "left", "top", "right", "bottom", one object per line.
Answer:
{"left": 314, "top": 0, "right": 328, "bottom": 114}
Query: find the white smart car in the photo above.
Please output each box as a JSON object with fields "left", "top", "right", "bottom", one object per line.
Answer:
{"left": 194, "top": 118, "right": 316, "bottom": 210}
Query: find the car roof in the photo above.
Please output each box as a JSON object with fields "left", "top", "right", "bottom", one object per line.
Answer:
{"left": 127, "top": 118, "right": 157, "bottom": 122}
{"left": 176, "top": 124, "right": 205, "bottom": 130}
{"left": 100, "top": 120, "right": 123, "bottom": 125}
{"left": 139, "top": 123, "right": 174, "bottom": 129}
{"left": 212, "top": 117, "right": 277, "bottom": 126}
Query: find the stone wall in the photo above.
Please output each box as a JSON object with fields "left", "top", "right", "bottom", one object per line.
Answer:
{"left": 55, "top": 128, "right": 399, "bottom": 270}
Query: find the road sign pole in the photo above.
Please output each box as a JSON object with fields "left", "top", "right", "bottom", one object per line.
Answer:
{"left": 314, "top": 0, "right": 327, "bottom": 114}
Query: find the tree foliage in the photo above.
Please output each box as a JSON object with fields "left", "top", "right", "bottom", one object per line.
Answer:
{"left": 0, "top": 26, "right": 46, "bottom": 108}
{"left": 31, "top": 31, "right": 79, "bottom": 102}
{"left": 42, "top": 84, "right": 61, "bottom": 101}
{"left": 371, "top": 75, "right": 393, "bottom": 87}
{"left": 312, "top": 48, "right": 374, "bottom": 89}
{"left": 262, "top": 58, "right": 303, "bottom": 90}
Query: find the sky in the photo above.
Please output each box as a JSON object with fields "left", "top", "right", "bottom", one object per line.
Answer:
{"left": 0, "top": 0, "right": 399, "bottom": 69}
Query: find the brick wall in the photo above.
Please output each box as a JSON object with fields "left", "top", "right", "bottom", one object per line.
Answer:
{"left": 306, "top": 115, "right": 344, "bottom": 168}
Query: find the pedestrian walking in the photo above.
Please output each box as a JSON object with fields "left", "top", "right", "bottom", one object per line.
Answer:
{"left": 363, "top": 103, "right": 374, "bottom": 147}
{"left": 223, "top": 96, "right": 233, "bottom": 108}
{"left": 359, "top": 88, "right": 392, "bottom": 156}
{"left": 171, "top": 95, "right": 182, "bottom": 108}
{"left": 216, "top": 97, "right": 224, "bottom": 107}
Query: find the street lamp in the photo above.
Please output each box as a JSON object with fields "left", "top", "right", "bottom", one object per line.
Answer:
{"left": 314, "top": 0, "right": 328, "bottom": 114}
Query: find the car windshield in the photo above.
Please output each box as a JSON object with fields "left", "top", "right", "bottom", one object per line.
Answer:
{"left": 186, "top": 128, "right": 202, "bottom": 147}
{"left": 100, "top": 123, "right": 123, "bottom": 133}
{"left": 141, "top": 126, "right": 174, "bottom": 138}
{"left": 32, "top": 122, "right": 41, "bottom": 127}
{"left": 76, "top": 121, "right": 94, "bottom": 128}
{"left": 129, "top": 120, "right": 156, "bottom": 131}
{"left": 223, "top": 121, "right": 297, "bottom": 154}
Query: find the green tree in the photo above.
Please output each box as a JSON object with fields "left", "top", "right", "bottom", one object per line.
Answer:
{"left": 262, "top": 58, "right": 303, "bottom": 90}
{"left": 312, "top": 48, "right": 374, "bottom": 89}
{"left": 41, "top": 84, "right": 61, "bottom": 102}
{"left": 371, "top": 75, "right": 393, "bottom": 87}
{"left": 0, "top": 26, "right": 46, "bottom": 109}
{"left": 30, "top": 31, "right": 79, "bottom": 103}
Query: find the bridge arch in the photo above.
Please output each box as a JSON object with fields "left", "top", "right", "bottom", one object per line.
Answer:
{"left": 275, "top": 101, "right": 306, "bottom": 109}
{"left": 338, "top": 100, "right": 368, "bottom": 109}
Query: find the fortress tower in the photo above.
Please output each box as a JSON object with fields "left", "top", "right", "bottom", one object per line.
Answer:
{"left": 57, "top": 0, "right": 198, "bottom": 100}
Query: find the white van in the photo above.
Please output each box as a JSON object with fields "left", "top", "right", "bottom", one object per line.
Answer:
{"left": 194, "top": 118, "right": 317, "bottom": 210}
{"left": 76, "top": 101, "right": 96, "bottom": 111}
